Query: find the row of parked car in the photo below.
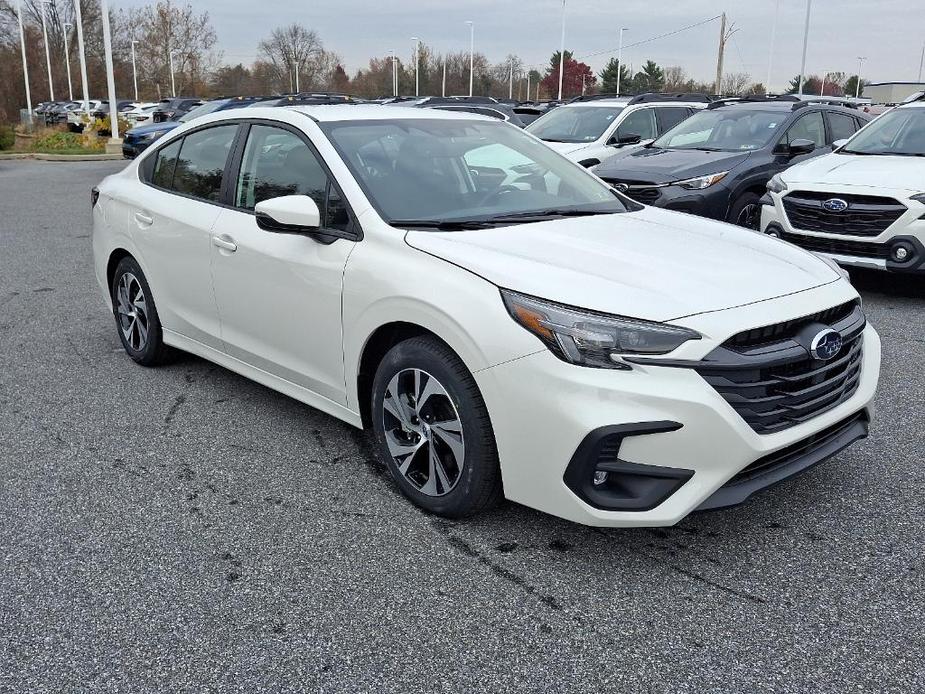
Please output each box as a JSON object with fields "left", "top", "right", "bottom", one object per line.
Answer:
{"left": 33, "top": 96, "right": 205, "bottom": 132}
{"left": 98, "top": 88, "right": 925, "bottom": 276}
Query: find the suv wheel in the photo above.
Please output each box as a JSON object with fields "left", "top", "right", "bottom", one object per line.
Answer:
{"left": 371, "top": 336, "right": 503, "bottom": 518}
{"left": 729, "top": 192, "right": 763, "bottom": 230}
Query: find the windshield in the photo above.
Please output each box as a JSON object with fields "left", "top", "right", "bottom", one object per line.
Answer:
{"left": 179, "top": 101, "right": 224, "bottom": 122}
{"left": 841, "top": 108, "right": 925, "bottom": 156}
{"left": 321, "top": 119, "right": 632, "bottom": 226}
{"left": 525, "top": 106, "right": 625, "bottom": 143}
{"left": 652, "top": 108, "right": 788, "bottom": 151}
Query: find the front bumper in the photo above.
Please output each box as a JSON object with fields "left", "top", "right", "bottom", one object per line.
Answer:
{"left": 760, "top": 192, "right": 925, "bottom": 274}
{"left": 616, "top": 181, "right": 732, "bottom": 220}
{"left": 475, "top": 285, "right": 880, "bottom": 527}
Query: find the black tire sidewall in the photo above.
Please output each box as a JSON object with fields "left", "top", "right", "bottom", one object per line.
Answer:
{"left": 371, "top": 338, "right": 499, "bottom": 518}
{"left": 729, "top": 192, "right": 762, "bottom": 229}
{"left": 111, "top": 257, "right": 166, "bottom": 366}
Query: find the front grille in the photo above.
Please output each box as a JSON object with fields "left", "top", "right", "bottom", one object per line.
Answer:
{"left": 779, "top": 231, "right": 891, "bottom": 259}
{"left": 728, "top": 411, "right": 868, "bottom": 486}
{"left": 694, "top": 303, "right": 866, "bottom": 434}
{"left": 782, "top": 191, "right": 906, "bottom": 237}
{"left": 604, "top": 179, "right": 662, "bottom": 205}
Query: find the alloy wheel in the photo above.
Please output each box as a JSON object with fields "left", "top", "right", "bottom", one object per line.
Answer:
{"left": 737, "top": 203, "right": 761, "bottom": 230}
{"left": 116, "top": 272, "right": 149, "bottom": 352}
{"left": 382, "top": 368, "right": 465, "bottom": 497}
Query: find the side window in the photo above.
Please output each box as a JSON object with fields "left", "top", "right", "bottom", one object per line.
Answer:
{"left": 235, "top": 124, "right": 349, "bottom": 231}
{"left": 151, "top": 138, "right": 182, "bottom": 188}
{"left": 655, "top": 107, "right": 692, "bottom": 134}
{"left": 616, "top": 108, "right": 657, "bottom": 141}
{"left": 827, "top": 112, "right": 858, "bottom": 142}
{"left": 783, "top": 111, "right": 826, "bottom": 148}
{"left": 171, "top": 125, "right": 239, "bottom": 201}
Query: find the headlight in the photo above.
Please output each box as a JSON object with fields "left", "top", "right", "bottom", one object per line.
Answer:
{"left": 142, "top": 131, "right": 165, "bottom": 141}
{"left": 672, "top": 171, "right": 728, "bottom": 190}
{"left": 767, "top": 174, "right": 788, "bottom": 194}
{"left": 910, "top": 192, "right": 925, "bottom": 203}
{"left": 501, "top": 290, "right": 701, "bottom": 369}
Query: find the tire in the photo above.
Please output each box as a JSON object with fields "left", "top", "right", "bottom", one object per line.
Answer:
{"left": 111, "top": 256, "right": 171, "bottom": 366}
{"left": 728, "top": 192, "right": 763, "bottom": 230}
{"left": 371, "top": 336, "right": 503, "bottom": 518}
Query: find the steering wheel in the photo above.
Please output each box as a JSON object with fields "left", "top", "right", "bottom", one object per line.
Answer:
{"left": 477, "top": 185, "right": 521, "bottom": 207}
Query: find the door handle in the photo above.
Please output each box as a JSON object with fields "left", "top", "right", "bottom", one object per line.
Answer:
{"left": 213, "top": 235, "right": 237, "bottom": 252}
{"left": 134, "top": 211, "right": 154, "bottom": 226}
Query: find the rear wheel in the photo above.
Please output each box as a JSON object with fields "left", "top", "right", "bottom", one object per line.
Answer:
{"left": 111, "top": 256, "right": 171, "bottom": 366}
{"left": 371, "top": 336, "right": 502, "bottom": 518}
{"left": 728, "top": 192, "right": 763, "bottom": 230}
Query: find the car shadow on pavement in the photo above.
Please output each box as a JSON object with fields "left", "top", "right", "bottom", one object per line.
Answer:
{"left": 847, "top": 268, "right": 925, "bottom": 298}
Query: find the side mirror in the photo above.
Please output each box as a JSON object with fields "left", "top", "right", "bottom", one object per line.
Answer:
{"left": 788, "top": 138, "right": 816, "bottom": 156}
{"left": 831, "top": 138, "right": 849, "bottom": 151}
{"left": 255, "top": 195, "right": 321, "bottom": 233}
{"left": 609, "top": 132, "right": 642, "bottom": 146}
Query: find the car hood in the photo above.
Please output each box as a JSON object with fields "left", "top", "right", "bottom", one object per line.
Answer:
{"left": 783, "top": 152, "right": 925, "bottom": 192}
{"left": 541, "top": 141, "right": 592, "bottom": 156}
{"left": 404, "top": 207, "right": 839, "bottom": 322}
{"left": 594, "top": 147, "right": 752, "bottom": 184}
{"left": 127, "top": 121, "right": 179, "bottom": 136}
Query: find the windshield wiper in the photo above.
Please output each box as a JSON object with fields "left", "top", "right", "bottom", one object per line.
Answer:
{"left": 389, "top": 219, "right": 498, "bottom": 230}
{"left": 486, "top": 208, "right": 617, "bottom": 222}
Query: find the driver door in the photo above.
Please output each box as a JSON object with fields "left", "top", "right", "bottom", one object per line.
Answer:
{"left": 209, "top": 123, "right": 357, "bottom": 404}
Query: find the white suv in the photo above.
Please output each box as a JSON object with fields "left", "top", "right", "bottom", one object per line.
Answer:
{"left": 761, "top": 96, "right": 925, "bottom": 274}
{"left": 525, "top": 93, "right": 709, "bottom": 167}
{"left": 92, "top": 106, "right": 880, "bottom": 527}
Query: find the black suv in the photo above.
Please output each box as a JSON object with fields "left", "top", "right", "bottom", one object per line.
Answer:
{"left": 593, "top": 96, "right": 871, "bottom": 228}
{"left": 151, "top": 97, "right": 203, "bottom": 123}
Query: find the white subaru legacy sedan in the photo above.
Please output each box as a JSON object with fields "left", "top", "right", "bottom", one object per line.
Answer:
{"left": 92, "top": 105, "right": 881, "bottom": 527}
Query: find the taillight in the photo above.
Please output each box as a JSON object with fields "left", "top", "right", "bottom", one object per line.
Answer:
{"left": 91, "top": 186, "right": 100, "bottom": 208}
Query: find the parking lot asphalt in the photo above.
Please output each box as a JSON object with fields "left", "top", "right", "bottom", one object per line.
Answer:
{"left": 1, "top": 159, "right": 923, "bottom": 694}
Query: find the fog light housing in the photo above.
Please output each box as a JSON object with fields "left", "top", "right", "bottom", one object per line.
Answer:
{"left": 892, "top": 245, "right": 912, "bottom": 262}
{"left": 764, "top": 223, "right": 783, "bottom": 238}
{"left": 592, "top": 471, "right": 608, "bottom": 486}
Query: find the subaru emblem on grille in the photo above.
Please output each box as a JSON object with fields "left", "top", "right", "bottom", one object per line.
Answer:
{"left": 614, "top": 183, "right": 629, "bottom": 192}
{"left": 810, "top": 328, "right": 843, "bottom": 361}
{"left": 822, "top": 198, "right": 849, "bottom": 212}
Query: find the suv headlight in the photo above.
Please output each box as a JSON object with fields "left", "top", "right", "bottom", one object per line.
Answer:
{"left": 767, "top": 174, "right": 788, "bottom": 194}
{"left": 501, "top": 290, "right": 701, "bottom": 369}
{"left": 671, "top": 172, "right": 728, "bottom": 190}
{"left": 910, "top": 192, "right": 925, "bottom": 203}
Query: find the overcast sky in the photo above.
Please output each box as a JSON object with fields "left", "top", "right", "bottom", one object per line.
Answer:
{"left": 120, "top": 0, "right": 923, "bottom": 91}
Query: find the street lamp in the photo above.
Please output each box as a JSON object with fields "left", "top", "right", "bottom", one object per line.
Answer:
{"left": 766, "top": 0, "right": 779, "bottom": 93}
{"left": 855, "top": 56, "right": 867, "bottom": 99}
{"left": 616, "top": 27, "right": 628, "bottom": 95}
{"left": 100, "top": 0, "right": 120, "bottom": 147}
{"left": 557, "top": 0, "right": 566, "bottom": 100}
{"left": 130, "top": 40, "right": 139, "bottom": 102}
{"left": 411, "top": 37, "right": 420, "bottom": 97}
{"left": 389, "top": 49, "right": 397, "bottom": 97}
{"left": 797, "top": 0, "right": 813, "bottom": 96}
{"left": 40, "top": 0, "right": 55, "bottom": 100}
{"left": 465, "top": 21, "right": 474, "bottom": 97}
{"left": 63, "top": 23, "right": 74, "bottom": 101}
{"left": 73, "top": 0, "right": 90, "bottom": 113}
{"left": 15, "top": 0, "right": 32, "bottom": 117}
{"left": 169, "top": 50, "right": 177, "bottom": 97}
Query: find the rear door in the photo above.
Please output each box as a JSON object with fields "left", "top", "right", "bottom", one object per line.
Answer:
{"left": 654, "top": 106, "right": 693, "bottom": 136}
{"left": 133, "top": 123, "right": 241, "bottom": 348}
{"left": 209, "top": 122, "right": 357, "bottom": 404}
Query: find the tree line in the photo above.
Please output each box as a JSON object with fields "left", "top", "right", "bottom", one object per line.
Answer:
{"left": 0, "top": 0, "right": 867, "bottom": 127}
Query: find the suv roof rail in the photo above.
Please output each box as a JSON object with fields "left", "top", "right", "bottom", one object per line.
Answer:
{"left": 627, "top": 92, "right": 713, "bottom": 104}
{"left": 706, "top": 94, "right": 801, "bottom": 109}
{"left": 425, "top": 96, "right": 499, "bottom": 104}
{"left": 567, "top": 93, "right": 627, "bottom": 103}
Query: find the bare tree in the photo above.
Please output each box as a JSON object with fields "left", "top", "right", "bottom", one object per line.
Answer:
{"left": 258, "top": 24, "right": 323, "bottom": 92}
{"left": 721, "top": 72, "right": 750, "bottom": 96}
{"left": 663, "top": 66, "right": 689, "bottom": 92}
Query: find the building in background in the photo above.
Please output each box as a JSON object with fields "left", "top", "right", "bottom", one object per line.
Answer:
{"left": 864, "top": 81, "right": 925, "bottom": 104}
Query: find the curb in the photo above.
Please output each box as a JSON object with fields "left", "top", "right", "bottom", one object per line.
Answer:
{"left": 0, "top": 152, "right": 123, "bottom": 162}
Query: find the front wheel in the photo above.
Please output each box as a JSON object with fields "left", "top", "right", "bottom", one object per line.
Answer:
{"left": 371, "top": 336, "right": 502, "bottom": 518}
{"left": 728, "top": 192, "right": 763, "bottom": 230}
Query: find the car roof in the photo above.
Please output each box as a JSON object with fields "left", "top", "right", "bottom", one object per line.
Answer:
{"left": 246, "top": 104, "right": 500, "bottom": 123}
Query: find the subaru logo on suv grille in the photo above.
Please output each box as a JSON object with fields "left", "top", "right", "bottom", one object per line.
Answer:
{"left": 614, "top": 183, "right": 629, "bottom": 193}
{"left": 822, "top": 198, "right": 849, "bottom": 212}
{"left": 810, "top": 328, "right": 843, "bottom": 361}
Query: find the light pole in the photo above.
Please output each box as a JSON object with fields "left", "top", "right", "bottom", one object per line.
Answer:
{"left": 509, "top": 58, "right": 514, "bottom": 99}
{"left": 389, "top": 49, "right": 396, "bottom": 97}
{"left": 855, "top": 56, "right": 867, "bottom": 99}
{"left": 616, "top": 27, "right": 628, "bottom": 95}
{"left": 797, "top": 0, "right": 812, "bottom": 96}
{"left": 465, "top": 21, "right": 474, "bottom": 97}
{"left": 169, "top": 50, "right": 177, "bottom": 97}
{"left": 100, "top": 0, "right": 120, "bottom": 147}
{"left": 130, "top": 40, "right": 139, "bottom": 102}
{"left": 40, "top": 0, "right": 55, "bottom": 100}
{"left": 526, "top": 70, "right": 531, "bottom": 102}
{"left": 919, "top": 41, "right": 925, "bottom": 82}
{"left": 411, "top": 37, "right": 420, "bottom": 97}
{"left": 766, "top": 0, "right": 779, "bottom": 93}
{"left": 16, "top": 0, "right": 32, "bottom": 117}
{"left": 442, "top": 59, "right": 447, "bottom": 98}
{"left": 63, "top": 23, "right": 74, "bottom": 100}
{"left": 557, "top": 0, "right": 566, "bottom": 100}
{"left": 73, "top": 0, "right": 90, "bottom": 113}
{"left": 820, "top": 70, "right": 829, "bottom": 97}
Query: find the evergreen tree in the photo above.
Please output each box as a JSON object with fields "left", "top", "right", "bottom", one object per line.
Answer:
{"left": 599, "top": 58, "right": 631, "bottom": 94}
